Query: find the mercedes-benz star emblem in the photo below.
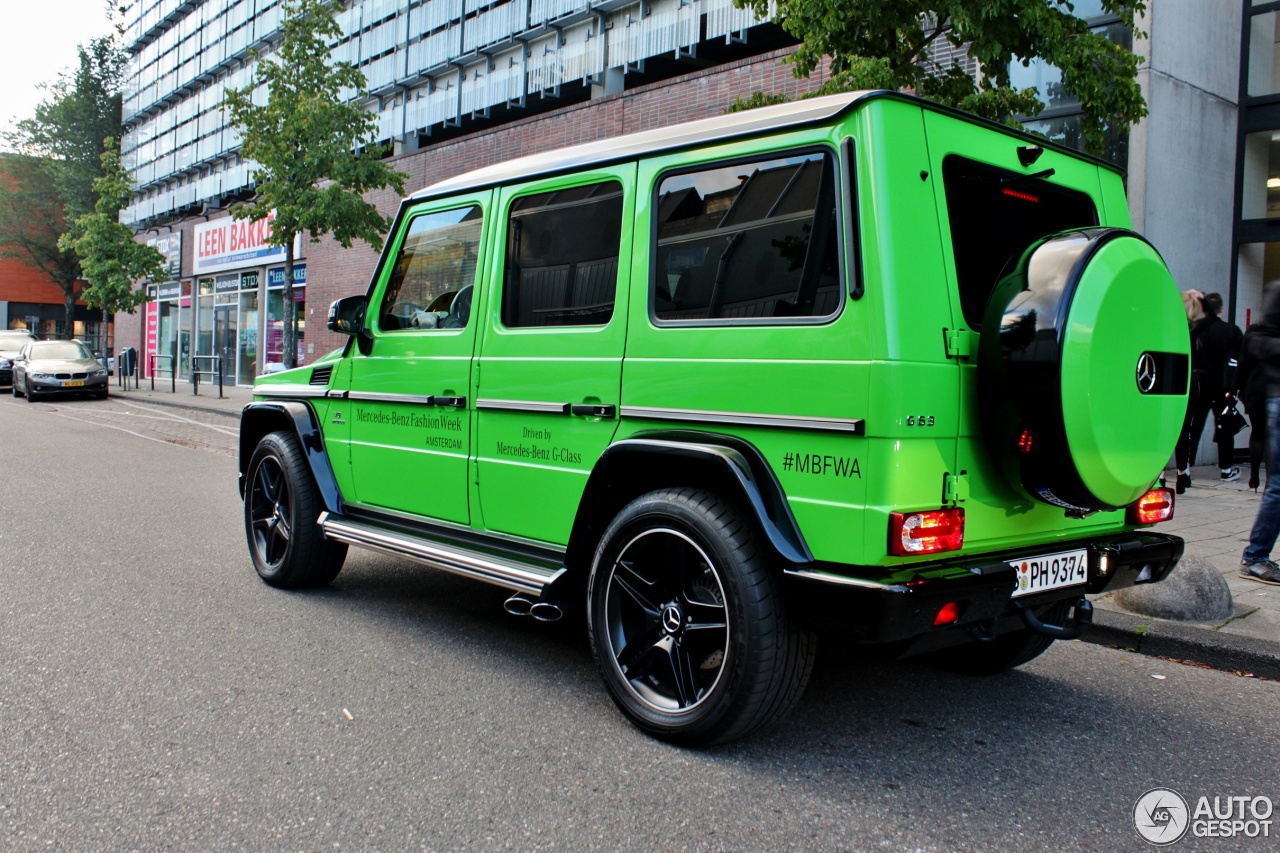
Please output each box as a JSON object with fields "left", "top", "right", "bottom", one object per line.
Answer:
{"left": 662, "top": 605, "right": 683, "bottom": 635}
{"left": 1136, "top": 352, "right": 1158, "bottom": 394}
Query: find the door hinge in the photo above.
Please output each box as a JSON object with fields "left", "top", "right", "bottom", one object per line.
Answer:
{"left": 945, "top": 328, "right": 976, "bottom": 360}
{"left": 943, "top": 471, "right": 969, "bottom": 505}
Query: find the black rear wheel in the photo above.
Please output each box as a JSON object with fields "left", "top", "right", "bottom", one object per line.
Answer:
{"left": 244, "top": 430, "right": 346, "bottom": 588}
{"left": 588, "top": 488, "right": 815, "bottom": 746}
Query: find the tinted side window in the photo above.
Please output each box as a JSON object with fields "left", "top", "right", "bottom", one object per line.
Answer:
{"left": 654, "top": 151, "right": 841, "bottom": 322}
{"left": 380, "top": 205, "right": 483, "bottom": 331}
{"left": 501, "top": 181, "right": 623, "bottom": 328}
{"left": 942, "top": 155, "right": 1098, "bottom": 329}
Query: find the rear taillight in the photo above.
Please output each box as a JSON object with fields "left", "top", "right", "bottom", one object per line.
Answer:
{"left": 1127, "top": 488, "right": 1174, "bottom": 525}
{"left": 888, "top": 508, "right": 965, "bottom": 556}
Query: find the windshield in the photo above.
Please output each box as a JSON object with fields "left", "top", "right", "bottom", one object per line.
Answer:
{"left": 29, "top": 341, "right": 93, "bottom": 360}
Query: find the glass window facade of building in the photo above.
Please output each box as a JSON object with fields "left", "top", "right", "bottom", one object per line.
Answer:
{"left": 119, "top": 0, "right": 775, "bottom": 227}
{"left": 1007, "top": 1, "right": 1131, "bottom": 168}
{"left": 1236, "top": 0, "right": 1280, "bottom": 327}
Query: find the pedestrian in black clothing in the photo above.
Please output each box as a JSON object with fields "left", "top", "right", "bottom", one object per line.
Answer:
{"left": 1237, "top": 321, "right": 1270, "bottom": 490}
{"left": 1175, "top": 292, "right": 1244, "bottom": 492}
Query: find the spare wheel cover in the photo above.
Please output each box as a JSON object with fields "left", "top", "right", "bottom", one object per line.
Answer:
{"left": 978, "top": 228, "right": 1190, "bottom": 512}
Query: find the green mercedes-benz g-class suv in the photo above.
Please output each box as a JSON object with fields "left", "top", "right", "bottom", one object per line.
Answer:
{"left": 240, "top": 91, "right": 1188, "bottom": 746}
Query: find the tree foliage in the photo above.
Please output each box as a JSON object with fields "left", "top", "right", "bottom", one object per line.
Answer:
{"left": 0, "top": 37, "right": 125, "bottom": 336}
{"left": 223, "top": 0, "right": 407, "bottom": 368}
{"left": 733, "top": 0, "right": 1148, "bottom": 154}
{"left": 61, "top": 140, "right": 167, "bottom": 347}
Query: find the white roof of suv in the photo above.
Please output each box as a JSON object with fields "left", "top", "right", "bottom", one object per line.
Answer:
{"left": 410, "top": 91, "right": 871, "bottom": 202}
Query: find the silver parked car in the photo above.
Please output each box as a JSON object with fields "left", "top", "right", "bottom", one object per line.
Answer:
{"left": 0, "top": 329, "right": 36, "bottom": 388}
{"left": 12, "top": 340, "right": 110, "bottom": 401}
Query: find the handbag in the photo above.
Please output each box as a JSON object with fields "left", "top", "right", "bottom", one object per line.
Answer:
{"left": 1214, "top": 399, "right": 1248, "bottom": 443}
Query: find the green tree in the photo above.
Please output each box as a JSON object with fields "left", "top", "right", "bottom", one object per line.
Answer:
{"left": 0, "top": 155, "right": 82, "bottom": 335}
{"left": 1, "top": 36, "right": 126, "bottom": 336}
{"left": 223, "top": 0, "right": 406, "bottom": 369}
{"left": 733, "top": 0, "right": 1147, "bottom": 155}
{"left": 60, "top": 140, "right": 167, "bottom": 365}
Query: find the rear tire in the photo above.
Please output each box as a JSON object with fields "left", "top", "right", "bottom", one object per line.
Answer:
{"left": 244, "top": 430, "right": 347, "bottom": 588}
{"left": 922, "top": 600, "right": 1069, "bottom": 675}
{"left": 587, "top": 487, "right": 816, "bottom": 746}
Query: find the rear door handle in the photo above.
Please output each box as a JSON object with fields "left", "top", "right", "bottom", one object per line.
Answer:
{"left": 571, "top": 404, "right": 616, "bottom": 418}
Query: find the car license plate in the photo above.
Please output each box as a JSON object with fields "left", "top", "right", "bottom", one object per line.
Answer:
{"left": 1011, "top": 548, "right": 1088, "bottom": 597}
{"left": 62, "top": 380, "right": 84, "bottom": 387}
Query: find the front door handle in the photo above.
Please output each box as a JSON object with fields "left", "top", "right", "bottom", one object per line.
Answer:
{"left": 433, "top": 395, "right": 467, "bottom": 408}
{"left": 571, "top": 404, "right": 616, "bottom": 419}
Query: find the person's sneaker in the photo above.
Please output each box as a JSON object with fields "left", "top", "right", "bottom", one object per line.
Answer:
{"left": 1239, "top": 559, "right": 1280, "bottom": 585}
{"left": 1176, "top": 472, "right": 1191, "bottom": 494}
{"left": 1221, "top": 466, "right": 1240, "bottom": 482}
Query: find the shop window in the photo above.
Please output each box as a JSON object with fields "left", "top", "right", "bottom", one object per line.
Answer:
{"left": 379, "top": 205, "right": 484, "bottom": 331}
{"left": 501, "top": 182, "right": 624, "bottom": 328}
{"left": 653, "top": 151, "right": 840, "bottom": 322}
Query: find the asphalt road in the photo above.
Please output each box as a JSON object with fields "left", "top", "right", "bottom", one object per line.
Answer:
{"left": 2, "top": 394, "right": 1278, "bottom": 852}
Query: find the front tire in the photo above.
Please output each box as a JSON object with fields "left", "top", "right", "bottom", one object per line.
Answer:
{"left": 24, "top": 380, "right": 37, "bottom": 402}
{"left": 587, "top": 488, "right": 815, "bottom": 746}
{"left": 244, "top": 430, "right": 347, "bottom": 588}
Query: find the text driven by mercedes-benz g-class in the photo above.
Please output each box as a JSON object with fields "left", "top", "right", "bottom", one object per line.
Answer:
{"left": 239, "top": 92, "right": 1189, "bottom": 746}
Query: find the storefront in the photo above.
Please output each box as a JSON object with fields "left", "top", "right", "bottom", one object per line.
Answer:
{"left": 141, "top": 214, "right": 304, "bottom": 386}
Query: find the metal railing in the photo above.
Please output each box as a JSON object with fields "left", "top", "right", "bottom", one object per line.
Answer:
{"left": 149, "top": 354, "right": 176, "bottom": 393}
{"left": 189, "top": 355, "right": 224, "bottom": 399}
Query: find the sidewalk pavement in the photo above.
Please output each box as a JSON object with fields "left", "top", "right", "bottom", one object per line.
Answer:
{"left": 1084, "top": 464, "right": 1280, "bottom": 678}
{"left": 107, "top": 374, "right": 253, "bottom": 419}
{"left": 107, "top": 376, "right": 1280, "bottom": 675}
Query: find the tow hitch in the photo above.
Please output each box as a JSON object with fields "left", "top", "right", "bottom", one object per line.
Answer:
{"left": 1013, "top": 597, "right": 1093, "bottom": 640}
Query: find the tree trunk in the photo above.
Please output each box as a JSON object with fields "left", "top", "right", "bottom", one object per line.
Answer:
{"left": 283, "top": 236, "right": 297, "bottom": 369}
{"left": 102, "top": 305, "right": 110, "bottom": 371}
{"left": 63, "top": 286, "right": 76, "bottom": 339}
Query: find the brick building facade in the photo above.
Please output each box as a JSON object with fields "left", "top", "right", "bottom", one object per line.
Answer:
{"left": 114, "top": 47, "right": 829, "bottom": 381}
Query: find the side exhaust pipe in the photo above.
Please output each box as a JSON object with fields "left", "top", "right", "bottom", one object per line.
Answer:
{"left": 529, "top": 602, "right": 563, "bottom": 622}
{"left": 504, "top": 594, "right": 534, "bottom": 617}
{"left": 504, "top": 594, "right": 564, "bottom": 622}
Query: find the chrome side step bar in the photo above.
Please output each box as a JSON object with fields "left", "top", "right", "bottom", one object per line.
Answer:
{"left": 318, "top": 512, "right": 565, "bottom": 596}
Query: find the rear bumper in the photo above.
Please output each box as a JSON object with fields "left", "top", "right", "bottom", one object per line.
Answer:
{"left": 784, "top": 531, "right": 1183, "bottom": 644}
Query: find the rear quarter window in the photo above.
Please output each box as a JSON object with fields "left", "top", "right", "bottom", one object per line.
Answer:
{"left": 942, "top": 155, "right": 1098, "bottom": 329}
{"left": 652, "top": 150, "right": 842, "bottom": 323}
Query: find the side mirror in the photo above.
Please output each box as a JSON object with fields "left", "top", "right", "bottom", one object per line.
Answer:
{"left": 327, "top": 295, "right": 367, "bottom": 335}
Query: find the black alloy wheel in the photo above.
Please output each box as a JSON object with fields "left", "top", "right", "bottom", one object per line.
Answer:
{"left": 588, "top": 488, "right": 815, "bottom": 746}
{"left": 601, "top": 526, "right": 731, "bottom": 714}
{"left": 249, "top": 452, "right": 293, "bottom": 570}
{"left": 244, "top": 430, "right": 346, "bottom": 588}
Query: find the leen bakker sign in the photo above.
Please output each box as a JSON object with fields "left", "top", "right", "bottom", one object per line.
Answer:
{"left": 192, "top": 212, "right": 302, "bottom": 275}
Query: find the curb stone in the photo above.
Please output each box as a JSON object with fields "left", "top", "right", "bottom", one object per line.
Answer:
{"left": 1080, "top": 608, "right": 1280, "bottom": 680}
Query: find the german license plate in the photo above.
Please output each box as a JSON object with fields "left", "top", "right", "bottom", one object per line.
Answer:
{"left": 62, "top": 380, "right": 84, "bottom": 388}
{"left": 1011, "top": 548, "right": 1088, "bottom": 597}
